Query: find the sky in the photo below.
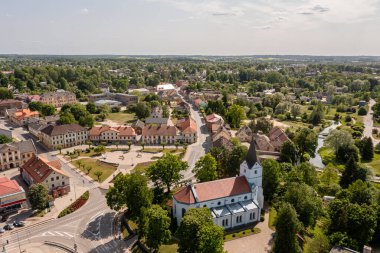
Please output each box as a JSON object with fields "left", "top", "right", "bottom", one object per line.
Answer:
{"left": 1, "top": 0, "right": 380, "bottom": 55}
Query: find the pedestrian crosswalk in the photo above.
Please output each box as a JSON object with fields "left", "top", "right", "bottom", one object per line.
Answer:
{"left": 41, "top": 231, "right": 74, "bottom": 238}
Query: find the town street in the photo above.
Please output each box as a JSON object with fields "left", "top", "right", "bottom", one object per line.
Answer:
{"left": 2, "top": 188, "right": 126, "bottom": 253}
{"left": 178, "top": 92, "right": 211, "bottom": 181}
{"left": 363, "top": 98, "right": 380, "bottom": 146}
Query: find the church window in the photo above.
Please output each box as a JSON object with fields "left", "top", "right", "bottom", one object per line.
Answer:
{"left": 254, "top": 170, "right": 257, "bottom": 174}
{"left": 231, "top": 199, "right": 235, "bottom": 203}
{"left": 226, "top": 219, "right": 228, "bottom": 226}
{"left": 182, "top": 208, "right": 186, "bottom": 218}
{"left": 222, "top": 220, "right": 225, "bottom": 226}
{"left": 203, "top": 204, "right": 207, "bottom": 207}
{"left": 244, "top": 196, "right": 248, "bottom": 200}
{"left": 217, "top": 202, "right": 221, "bottom": 206}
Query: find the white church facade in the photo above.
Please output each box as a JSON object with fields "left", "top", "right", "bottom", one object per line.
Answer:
{"left": 172, "top": 141, "right": 264, "bottom": 229}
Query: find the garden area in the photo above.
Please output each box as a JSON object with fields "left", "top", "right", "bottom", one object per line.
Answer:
{"left": 74, "top": 158, "right": 117, "bottom": 182}
{"left": 105, "top": 112, "right": 136, "bottom": 125}
{"left": 224, "top": 226, "right": 261, "bottom": 241}
{"left": 58, "top": 191, "right": 89, "bottom": 218}
{"left": 132, "top": 161, "right": 154, "bottom": 174}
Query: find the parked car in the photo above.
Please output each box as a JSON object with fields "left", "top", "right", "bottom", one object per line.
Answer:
{"left": 4, "top": 224, "right": 14, "bottom": 230}
{"left": 13, "top": 221, "right": 25, "bottom": 227}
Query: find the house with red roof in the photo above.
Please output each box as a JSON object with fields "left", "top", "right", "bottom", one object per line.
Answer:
{"left": 89, "top": 126, "right": 136, "bottom": 144}
{"left": 205, "top": 113, "right": 224, "bottom": 134}
{"left": 6, "top": 108, "right": 40, "bottom": 126}
{"left": 0, "top": 177, "right": 26, "bottom": 212}
{"left": 176, "top": 117, "right": 198, "bottom": 143}
{"left": 172, "top": 141, "right": 264, "bottom": 229}
{"left": 21, "top": 154, "right": 70, "bottom": 197}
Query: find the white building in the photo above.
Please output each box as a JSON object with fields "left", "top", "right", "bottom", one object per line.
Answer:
{"left": 172, "top": 141, "right": 264, "bottom": 228}
{"left": 156, "top": 83, "right": 176, "bottom": 92}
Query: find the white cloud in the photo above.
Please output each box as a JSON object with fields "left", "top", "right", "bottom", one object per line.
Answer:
{"left": 80, "top": 8, "right": 89, "bottom": 15}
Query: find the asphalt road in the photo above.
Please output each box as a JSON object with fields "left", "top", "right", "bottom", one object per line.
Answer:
{"left": 178, "top": 92, "right": 211, "bottom": 181}
{"left": 2, "top": 188, "right": 122, "bottom": 253}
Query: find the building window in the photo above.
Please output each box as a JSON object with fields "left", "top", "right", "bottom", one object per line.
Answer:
{"left": 254, "top": 170, "right": 257, "bottom": 174}
{"left": 52, "top": 184, "right": 55, "bottom": 188}
{"left": 250, "top": 213, "right": 255, "bottom": 220}
{"left": 62, "top": 182, "right": 65, "bottom": 185}
{"left": 217, "top": 202, "right": 221, "bottom": 206}
{"left": 56, "top": 176, "right": 59, "bottom": 180}
{"left": 51, "top": 178, "right": 54, "bottom": 181}
{"left": 244, "top": 196, "right": 248, "bottom": 200}
{"left": 225, "top": 219, "right": 228, "bottom": 226}
{"left": 222, "top": 220, "right": 225, "bottom": 226}
{"left": 236, "top": 216, "right": 242, "bottom": 223}
{"left": 182, "top": 208, "right": 186, "bottom": 218}
{"left": 231, "top": 199, "right": 235, "bottom": 203}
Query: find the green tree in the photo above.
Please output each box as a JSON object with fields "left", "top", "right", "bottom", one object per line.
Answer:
{"left": 226, "top": 104, "right": 246, "bottom": 128}
{"left": 252, "top": 117, "right": 273, "bottom": 134}
{"left": 284, "top": 183, "right": 323, "bottom": 227}
{"left": 127, "top": 141, "right": 132, "bottom": 150}
{"left": 325, "top": 129, "right": 354, "bottom": 156}
{"left": 28, "top": 184, "right": 49, "bottom": 211}
{"left": 59, "top": 112, "right": 76, "bottom": 124}
{"left": 280, "top": 141, "right": 299, "bottom": 164}
{"left": 224, "top": 145, "right": 248, "bottom": 177}
{"left": 141, "top": 141, "right": 145, "bottom": 150}
{"left": 273, "top": 203, "right": 301, "bottom": 253}
{"left": 177, "top": 208, "right": 224, "bottom": 253}
{"left": 145, "top": 205, "right": 171, "bottom": 251}
{"left": 28, "top": 101, "right": 43, "bottom": 112}
{"left": 360, "top": 137, "right": 374, "bottom": 161}
{"left": 94, "top": 171, "right": 103, "bottom": 182}
{"left": 86, "top": 102, "right": 97, "bottom": 114}
{"left": 147, "top": 153, "right": 188, "bottom": 193}
{"left": 41, "top": 104, "right": 56, "bottom": 116}
{"left": 262, "top": 159, "right": 280, "bottom": 201}
{"left": 357, "top": 106, "right": 367, "bottom": 116}
{"left": 0, "top": 87, "right": 13, "bottom": 99}
{"left": 192, "top": 154, "right": 218, "bottom": 182}
{"left": 86, "top": 165, "right": 93, "bottom": 175}
{"left": 161, "top": 141, "right": 167, "bottom": 151}
{"left": 106, "top": 173, "right": 152, "bottom": 221}
{"left": 78, "top": 114, "right": 94, "bottom": 127}
{"left": 94, "top": 145, "right": 106, "bottom": 155}
{"left": 135, "top": 102, "right": 151, "bottom": 119}
{"left": 293, "top": 127, "right": 318, "bottom": 160}
{"left": 309, "top": 103, "right": 325, "bottom": 125}
{"left": 0, "top": 134, "right": 12, "bottom": 144}
{"left": 346, "top": 180, "right": 374, "bottom": 205}
{"left": 340, "top": 157, "right": 367, "bottom": 188}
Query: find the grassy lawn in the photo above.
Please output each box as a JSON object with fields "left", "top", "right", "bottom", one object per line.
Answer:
{"left": 362, "top": 152, "right": 380, "bottom": 177}
{"left": 132, "top": 161, "right": 154, "bottom": 174}
{"left": 224, "top": 226, "right": 261, "bottom": 241}
{"left": 159, "top": 239, "right": 179, "bottom": 253}
{"left": 107, "top": 112, "right": 136, "bottom": 124}
{"left": 268, "top": 208, "right": 277, "bottom": 231}
{"left": 73, "top": 158, "right": 117, "bottom": 182}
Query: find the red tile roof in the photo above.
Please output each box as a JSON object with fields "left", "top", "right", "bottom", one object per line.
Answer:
{"left": 0, "top": 177, "right": 24, "bottom": 197}
{"left": 142, "top": 124, "right": 178, "bottom": 137}
{"left": 21, "top": 154, "right": 67, "bottom": 184}
{"left": 205, "top": 113, "right": 222, "bottom": 123}
{"left": 173, "top": 176, "right": 251, "bottom": 204}
{"left": 176, "top": 117, "right": 197, "bottom": 134}
{"left": 89, "top": 126, "right": 136, "bottom": 136}
{"left": 10, "top": 109, "right": 39, "bottom": 121}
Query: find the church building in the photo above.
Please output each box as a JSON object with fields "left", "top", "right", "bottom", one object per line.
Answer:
{"left": 172, "top": 141, "right": 264, "bottom": 229}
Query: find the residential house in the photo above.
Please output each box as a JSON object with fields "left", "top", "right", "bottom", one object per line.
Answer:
{"left": 156, "top": 83, "right": 176, "bottom": 92}
{"left": 6, "top": 108, "right": 39, "bottom": 126}
{"left": 0, "top": 100, "right": 25, "bottom": 116}
{"left": 193, "top": 98, "right": 207, "bottom": 109}
{"left": 212, "top": 136, "right": 234, "bottom": 152}
{"left": 268, "top": 127, "right": 290, "bottom": 151}
{"left": 254, "top": 134, "right": 275, "bottom": 152}
{"left": 40, "top": 90, "right": 77, "bottom": 108}
{"left": 141, "top": 124, "right": 179, "bottom": 144}
{"left": 145, "top": 117, "right": 169, "bottom": 125}
{"left": 131, "top": 120, "right": 145, "bottom": 135}
{"left": 236, "top": 125, "right": 253, "bottom": 143}
{"left": 173, "top": 141, "right": 263, "bottom": 228}
{"left": 151, "top": 107, "right": 163, "bottom": 118}
{"left": 28, "top": 122, "right": 48, "bottom": 140}
{"left": 40, "top": 124, "right": 88, "bottom": 149}
{"left": 21, "top": 154, "right": 70, "bottom": 197}
{"left": 89, "top": 126, "right": 136, "bottom": 143}
{"left": 212, "top": 127, "right": 231, "bottom": 143}
{"left": 0, "top": 140, "right": 37, "bottom": 170}
{"left": 205, "top": 113, "right": 224, "bottom": 134}
{"left": 128, "top": 88, "right": 150, "bottom": 95}
{"left": 0, "top": 177, "right": 26, "bottom": 212}
{"left": 176, "top": 117, "right": 198, "bottom": 143}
